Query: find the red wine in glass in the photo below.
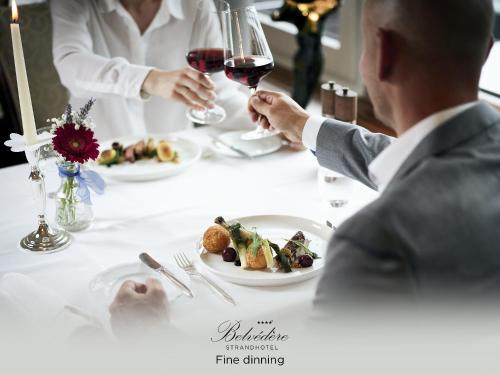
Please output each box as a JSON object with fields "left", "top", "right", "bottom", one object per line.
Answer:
{"left": 222, "top": 5, "right": 277, "bottom": 139}
{"left": 185, "top": 1, "right": 228, "bottom": 125}
{"left": 224, "top": 56, "right": 274, "bottom": 90}
{"left": 186, "top": 48, "right": 225, "bottom": 75}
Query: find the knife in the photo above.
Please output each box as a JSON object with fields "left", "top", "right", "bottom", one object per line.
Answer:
{"left": 210, "top": 136, "right": 253, "bottom": 159}
{"left": 139, "top": 253, "right": 194, "bottom": 298}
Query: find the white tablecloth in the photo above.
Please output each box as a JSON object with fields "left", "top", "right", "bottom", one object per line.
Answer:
{"left": 0, "top": 127, "right": 377, "bottom": 332}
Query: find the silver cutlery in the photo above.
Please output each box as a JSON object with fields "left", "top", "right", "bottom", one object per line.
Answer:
{"left": 174, "top": 252, "right": 236, "bottom": 306}
{"left": 139, "top": 252, "right": 194, "bottom": 298}
{"left": 324, "top": 175, "right": 338, "bottom": 183}
{"left": 326, "top": 220, "right": 337, "bottom": 231}
{"left": 64, "top": 305, "right": 103, "bottom": 328}
{"left": 329, "top": 199, "right": 349, "bottom": 208}
{"left": 210, "top": 136, "right": 253, "bottom": 159}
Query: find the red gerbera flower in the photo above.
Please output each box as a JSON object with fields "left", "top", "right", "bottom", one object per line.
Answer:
{"left": 52, "top": 123, "right": 99, "bottom": 164}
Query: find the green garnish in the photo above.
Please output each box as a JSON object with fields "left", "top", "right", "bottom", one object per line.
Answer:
{"left": 269, "top": 241, "right": 292, "bottom": 273}
{"left": 286, "top": 239, "right": 320, "bottom": 259}
{"left": 228, "top": 223, "right": 245, "bottom": 247}
{"left": 249, "top": 229, "right": 263, "bottom": 257}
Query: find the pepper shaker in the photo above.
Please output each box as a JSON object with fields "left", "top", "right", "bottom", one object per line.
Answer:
{"left": 335, "top": 87, "right": 358, "bottom": 124}
{"left": 321, "top": 80, "right": 341, "bottom": 119}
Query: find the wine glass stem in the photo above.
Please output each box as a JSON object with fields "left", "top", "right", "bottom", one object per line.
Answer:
{"left": 204, "top": 73, "right": 212, "bottom": 115}
{"left": 249, "top": 86, "right": 264, "bottom": 130}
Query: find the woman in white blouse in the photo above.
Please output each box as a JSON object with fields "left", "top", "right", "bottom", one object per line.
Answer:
{"left": 50, "top": 0, "right": 253, "bottom": 141}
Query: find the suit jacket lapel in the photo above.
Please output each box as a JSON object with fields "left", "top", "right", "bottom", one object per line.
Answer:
{"left": 389, "top": 102, "right": 500, "bottom": 186}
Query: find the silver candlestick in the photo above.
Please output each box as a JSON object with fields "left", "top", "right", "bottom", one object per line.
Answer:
{"left": 20, "top": 147, "right": 72, "bottom": 253}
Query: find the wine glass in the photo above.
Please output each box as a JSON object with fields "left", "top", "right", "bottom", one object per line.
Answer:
{"left": 317, "top": 167, "right": 352, "bottom": 230}
{"left": 222, "top": 5, "right": 278, "bottom": 140}
{"left": 185, "top": 0, "right": 228, "bottom": 125}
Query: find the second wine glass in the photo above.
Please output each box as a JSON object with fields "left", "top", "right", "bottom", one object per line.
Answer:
{"left": 185, "top": 1, "right": 228, "bottom": 125}
{"left": 222, "top": 5, "right": 278, "bottom": 140}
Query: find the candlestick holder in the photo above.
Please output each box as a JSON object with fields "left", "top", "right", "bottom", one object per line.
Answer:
{"left": 20, "top": 146, "right": 72, "bottom": 253}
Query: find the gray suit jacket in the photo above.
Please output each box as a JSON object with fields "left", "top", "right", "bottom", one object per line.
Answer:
{"left": 314, "top": 102, "right": 500, "bottom": 308}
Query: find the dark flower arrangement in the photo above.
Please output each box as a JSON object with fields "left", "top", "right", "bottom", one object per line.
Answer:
{"left": 50, "top": 99, "right": 99, "bottom": 164}
{"left": 48, "top": 99, "right": 105, "bottom": 230}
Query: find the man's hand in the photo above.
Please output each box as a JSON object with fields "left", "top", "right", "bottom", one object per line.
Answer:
{"left": 142, "top": 68, "right": 216, "bottom": 110}
{"left": 109, "top": 278, "right": 168, "bottom": 338}
{"left": 248, "top": 90, "right": 310, "bottom": 144}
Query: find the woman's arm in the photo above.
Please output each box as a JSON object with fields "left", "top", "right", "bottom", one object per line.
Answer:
{"left": 50, "top": 0, "right": 214, "bottom": 109}
{"left": 50, "top": 0, "right": 153, "bottom": 100}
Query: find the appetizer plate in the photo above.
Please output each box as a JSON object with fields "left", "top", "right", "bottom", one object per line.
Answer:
{"left": 93, "top": 135, "right": 202, "bottom": 181}
{"left": 198, "top": 215, "right": 331, "bottom": 287}
{"left": 211, "top": 130, "right": 283, "bottom": 158}
{"left": 89, "top": 261, "right": 190, "bottom": 305}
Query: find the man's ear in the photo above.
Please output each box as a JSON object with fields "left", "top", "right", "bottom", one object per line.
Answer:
{"left": 484, "top": 34, "right": 494, "bottom": 63}
{"left": 376, "top": 28, "right": 397, "bottom": 81}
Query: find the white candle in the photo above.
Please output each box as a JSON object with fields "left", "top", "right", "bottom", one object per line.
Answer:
{"left": 10, "top": 0, "right": 37, "bottom": 145}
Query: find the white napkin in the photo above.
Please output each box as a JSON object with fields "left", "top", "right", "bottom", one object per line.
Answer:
{"left": 0, "top": 273, "right": 100, "bottom": 340}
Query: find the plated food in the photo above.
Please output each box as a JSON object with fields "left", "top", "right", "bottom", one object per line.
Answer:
{"left": 202, "top": 216, "right": 320, "bottom": 273}
{"left": 98, "top": 138, "right": 179, "bottom": 167}
{"left": 92, "top": 135, "right": 202, "bottom": 182}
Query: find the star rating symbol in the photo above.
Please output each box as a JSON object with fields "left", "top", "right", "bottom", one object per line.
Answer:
{"left": 257, "top": 320, "right": 273, "bottom": 325}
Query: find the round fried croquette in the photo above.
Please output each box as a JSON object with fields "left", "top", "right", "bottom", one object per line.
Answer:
{"left": 246, "top": 248, "right": 267, "bottom": 269}
{"left": 203, "top": 225, "right": 230, "bottom": 253}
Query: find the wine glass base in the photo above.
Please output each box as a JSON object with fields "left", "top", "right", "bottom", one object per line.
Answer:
{"left": 19, "top": 222, "right": 72, "bottom": 254}
{"left": 186, "top": 105, "right": 226, "bottom": 125}
{"left": 240, "top": 128, "right": 280, "bottom": 141}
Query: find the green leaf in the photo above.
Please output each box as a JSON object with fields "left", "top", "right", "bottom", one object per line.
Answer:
{"left": 286, "top": 239, "right": 321, "bottom": 259}
{"left": 249, "top": 230, "right": 263, "bottom": 257}
{"left": 269, "top": 241, "right": 292, "bottom": 273}
{"left": 228, "top": 223, "right": 244, "bottom": 246}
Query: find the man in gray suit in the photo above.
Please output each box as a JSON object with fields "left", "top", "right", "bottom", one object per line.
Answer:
{"left": 248, "top": 0, "right": 500, "bottom": 307}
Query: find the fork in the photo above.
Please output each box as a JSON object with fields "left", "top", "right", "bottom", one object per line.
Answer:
{"left": 174, "top": 252, "right": 236, "bottom": 306}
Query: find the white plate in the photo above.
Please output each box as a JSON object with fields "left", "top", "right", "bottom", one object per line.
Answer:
{"left": 211, "top": 130, "right": 283, "bottom": 158}
{"left": 89, "top": 261, "right": 190, "bottom": 304}
{"left": 197, "top": 215, "right": 331, "bottom": 287}
{"left": 92, "top": 135, "right": 202, "bottom": 181}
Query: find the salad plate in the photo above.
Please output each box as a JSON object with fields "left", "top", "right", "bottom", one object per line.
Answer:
{"left": 89, "top": 260, "right": 190, "bottom": 305}
{"left": 197, "top": 215, "right": 331, "bottom": 287}
{"left": 211, "top": 130, "right": 283, "bottom": 158}
{"left": 92, "top": 135, "right": 202, "bottom": 182}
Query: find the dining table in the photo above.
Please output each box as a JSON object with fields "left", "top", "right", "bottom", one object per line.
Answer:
{"left": 0, "top": 126, "right": 378, "bottom": 335}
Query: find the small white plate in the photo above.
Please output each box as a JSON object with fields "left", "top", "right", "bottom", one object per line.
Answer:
{"left": 92, "top": 135, "right": 202, "bottom": 181}
{"left": 197, "top": 215, "right": 331, "bottom": 287}
{"left": 211, "top": 130, "right": 283, "bottom": 158}
{"left": 89, "top": 261, "right": 190, "bottom": 304}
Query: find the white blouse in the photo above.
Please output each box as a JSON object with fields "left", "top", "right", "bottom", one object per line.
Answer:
{"left": 50, "top": 0, "right": 253, "bottom": 141}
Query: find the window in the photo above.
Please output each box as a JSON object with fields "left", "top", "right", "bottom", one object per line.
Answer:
{"left": 494, "top": 0, "right": 500, "bottom": 39}
{"left": 480, "top": 42, "right": 500, "bottom": 102}
{"left": 479, "top": 1, "right": 500, "bottom": 102}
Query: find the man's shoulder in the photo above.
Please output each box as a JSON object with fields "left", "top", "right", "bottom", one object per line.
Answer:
{"left": 335, "top": 138, "right": 500, "bottom": 253}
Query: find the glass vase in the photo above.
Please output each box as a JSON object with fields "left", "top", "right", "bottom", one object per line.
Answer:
{"left": 55, "top": 161, "right": 93, "bottom": 231}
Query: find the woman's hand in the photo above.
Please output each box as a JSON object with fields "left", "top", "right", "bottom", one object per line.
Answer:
{"left": 142, "top": 68, "right": 216, "bottom": 110}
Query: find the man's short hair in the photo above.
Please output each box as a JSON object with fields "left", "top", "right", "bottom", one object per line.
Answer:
{"left": 365, "top": 0, "right": 494, "bottom": 72}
